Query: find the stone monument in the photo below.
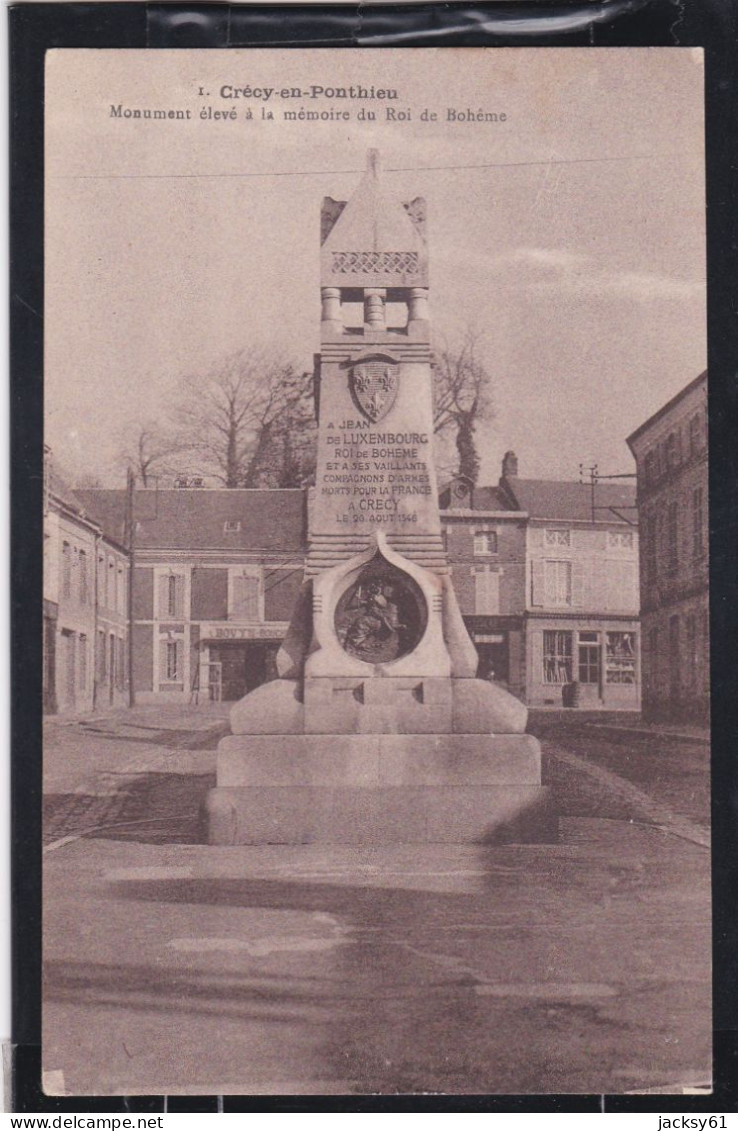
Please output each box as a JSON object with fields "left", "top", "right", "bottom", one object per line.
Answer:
{"left": 206, "top": 150, "right": 556, "bottom": 845}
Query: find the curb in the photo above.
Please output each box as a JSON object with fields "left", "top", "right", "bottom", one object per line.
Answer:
{"left": 584, "top": 722, "right": 710, "bottom": 747}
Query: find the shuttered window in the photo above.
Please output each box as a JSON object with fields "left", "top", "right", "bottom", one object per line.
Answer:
{"left": 78, "top": 634, "right": 87, "bottom": 690}
{"left": 79, "top": 551, "right": 88, "bottom": 605}
{"left": 62, "top": 542, "right": 72, "bottom": 598}
{"left": 605, "top": 560, "right": 637, "bottom": 610}
{"left": 544, "top": 560, "right": 572, "bottom": 607}
{"left": 159, "top": 638, "right": 183, "bottom": 683}
{"left": 158, "top": 574, "right": 184, "bottom": 619}
{"left": 474, "top": 568, "right": 500, "bottom": 615}
{"left": 231, "top": 573, "right": 260, "bottom": 621}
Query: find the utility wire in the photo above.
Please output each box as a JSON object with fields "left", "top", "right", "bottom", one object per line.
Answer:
{"left": 51, "top": 153, "right": 666, "bottom": 181}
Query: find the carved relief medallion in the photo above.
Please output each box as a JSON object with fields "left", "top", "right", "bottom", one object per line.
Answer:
{"left": 350, "top": 361, "right": 399, "bottom": 423}
{"left": 335, "top": 557, "right": 427, "bottom": 664}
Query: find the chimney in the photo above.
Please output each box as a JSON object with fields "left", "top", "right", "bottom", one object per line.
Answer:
{"left": 502, "top": 450, "right": 518, "bottom": 479}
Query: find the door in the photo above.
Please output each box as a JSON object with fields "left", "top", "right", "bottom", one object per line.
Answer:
{"left": 475, "top": 636, "right": 509, "bottom": 684}
{"left": 577, "top": 631, "right": 602, "bottom": 706}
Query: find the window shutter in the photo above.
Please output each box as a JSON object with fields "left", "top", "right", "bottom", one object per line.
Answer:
{"left": 531, "top": 560, "right": 545, "bottom": 606}
{"left": 232, "top": 574, "right": 260, "bottom": 620}
{"left": 159, "top": 639, "right": 168, "bottom": 682}
{"left": 232, "top": 575, "right": 245, "bottom": 619}
{"left": 474, "top": 568, "right": 500, "bottom": 615}
{"left": 625, "top": 561, "right": 637, "bottom": 609}
{"left": 590, "top": 560, "right": 606, "bottom": 610}
{"left": 571, "top": 560, "right": 585, "bottom": 607}
{"left": 174, "top": 576, "right": 184, "bottom": 618}
{"left": 158, "top": 576, "right": 169, "bottom": 619}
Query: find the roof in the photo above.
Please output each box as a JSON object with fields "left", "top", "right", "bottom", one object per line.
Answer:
{"left": 439, "top": 477, "right": 515, "bottom": 513}
{"left": 320, "top": 150, "right": 428, "bottom": 288}
{"left": 626, "top": 371, "right": 707, "bottom": 448}
{"left": 473, "top": 485, "right": 512, "bottom": 511}
{"left": 501, "top": 478, "right": 636, "bottom": 524}
{"left": 48, "top": 466, "right": 99, "bottom": 528}
{"left": 75, "top": 489, "right": 307, "bottom": 552}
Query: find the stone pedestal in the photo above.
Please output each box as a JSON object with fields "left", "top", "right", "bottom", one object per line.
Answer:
{"left": 206, "top": 732, "right": 554, "bottom": 845}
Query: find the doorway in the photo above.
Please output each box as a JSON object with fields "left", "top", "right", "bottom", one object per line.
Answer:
{"left": 209, "top": 642, "right": 268, "bottom": 701}
{"left": 475, "top": 635, "right": 509, "bottom": 684}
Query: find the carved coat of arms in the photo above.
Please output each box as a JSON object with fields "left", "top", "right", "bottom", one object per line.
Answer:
{"left": 350, "top": 361, "right": 399, "bottom": 423}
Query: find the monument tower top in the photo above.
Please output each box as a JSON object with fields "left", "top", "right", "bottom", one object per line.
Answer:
{"left": 319, "top": 150, "right": 429, "bottom": 337}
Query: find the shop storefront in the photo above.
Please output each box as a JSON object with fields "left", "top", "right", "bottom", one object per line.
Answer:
{"left": 526, "top": 618, "right": 640, "bottom": 709}
{"left": 197, "top": 622, "right": 289, "bottom": 701}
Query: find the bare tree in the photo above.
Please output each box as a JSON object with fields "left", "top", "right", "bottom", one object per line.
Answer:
{"left": 172, "top": 348, "right": 315, "bottom": 488}
{"left": 117, "top": 424, "right": 181, "bottom": 487}
{"left": 433, "top": 331, "right": 495, "bottom": 485}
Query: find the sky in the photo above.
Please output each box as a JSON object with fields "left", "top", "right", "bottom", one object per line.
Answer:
{"left": 44, "top": 47, "right": 706, "bottom": 487}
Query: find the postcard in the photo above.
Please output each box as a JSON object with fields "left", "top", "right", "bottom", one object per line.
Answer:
{"left": 42, "top": 46, "right": 708, "bottom": 1096}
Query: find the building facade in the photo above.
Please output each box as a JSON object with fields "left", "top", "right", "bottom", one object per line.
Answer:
{"left": 441, "top": 452, "right": 640, "bottom": 710}
{"left": 627, "top": 372, "right": 709, "bottom": 722}
{"left": 79, "top": 488, "right": 307, "bottom": 703}
{"left": 77, "top": 453, "right": 640, "bottom": 710}
{"left": 499, "top": 455, "right": 641, "bottom": 711}
{"left": 45, "top": 455, "right": 130, "bottom": 714}
{"left": 440, "top": 476, "right": 527, "bottom": 701}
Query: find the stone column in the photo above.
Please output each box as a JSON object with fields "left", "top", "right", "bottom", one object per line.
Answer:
{"left": 321, "top": 287, "right": 342, "bottom": 333}
{"left": 408, "top": 287, "right": 430, "bottom": 337}
{"left": 364, "top": 288, "right": 386, "bottom": 329}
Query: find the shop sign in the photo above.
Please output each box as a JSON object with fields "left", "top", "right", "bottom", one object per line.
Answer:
{"left": 200, "top": 622, "right": 289, "bottom": 641}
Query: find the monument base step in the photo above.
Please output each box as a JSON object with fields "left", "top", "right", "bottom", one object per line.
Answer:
{"left": 204, "top": 784, "right": 557, "bottom": 846}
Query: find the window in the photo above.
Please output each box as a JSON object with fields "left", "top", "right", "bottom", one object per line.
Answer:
{"left": 665, "top": 431, "right": 681, "bottom": 470}
{"left": 605, "top": 632, "right": 636, "bottom": 684}
{"left": 78, "top": 634, "right": 87, "bottom": 690}
{"left": 607, "top": 530, "right": 634, "bottom": 550}
{"left": 474, "top": 529, "right": 497, "bottom": 555}
{"left": 648, "top": 627, "right": 659, "bottom": 692}
{"left": 689, "top": 413, "right": 702, "bottom": 456}
{"left": 158, "top": 573, "right": 184, "bottom": 619}
{"left": 108, "top": 559, "right": 115, "bottom": 609}
{"left": 544, "top": 560, "right": 572, "bottom": 606}
{"left": 644, "top": 450, "right": 656, "bottom": 485}
{"left": 543, "top": 630, "right": 573, "bottom": 684}
{"left": 62, "top": 542, "right": 72, "bottom": 598}
{"left": 692, "top": 487, "right": 704, "bottom": 558}
{"left": 97, "top": 629, "right": 106, "bottom": 681}
{"left": 223, "top": 520, "right": 242, "bottom": 533}
{"left": 606, "top": 560, "right": 637, "bottom": 610}
{"left": 117, "top": 637, "right": 126, "bottom": 690}
{"left": 166, "top": 641, "right": 179, "bottom": 681}
{"left": 578, "top": 631, "right": 600, "bottom": 684}
{"left": 544, "top": 528, "right": 570, "bottom": 547}
{"left": 231, "top": 572, "right": 261, "bottom": 621}
{"left": 667, "top": 502, "right": 678, "bottom": 576}
{"left": 79, "top": 550, "right": 88, "bottom": 604}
